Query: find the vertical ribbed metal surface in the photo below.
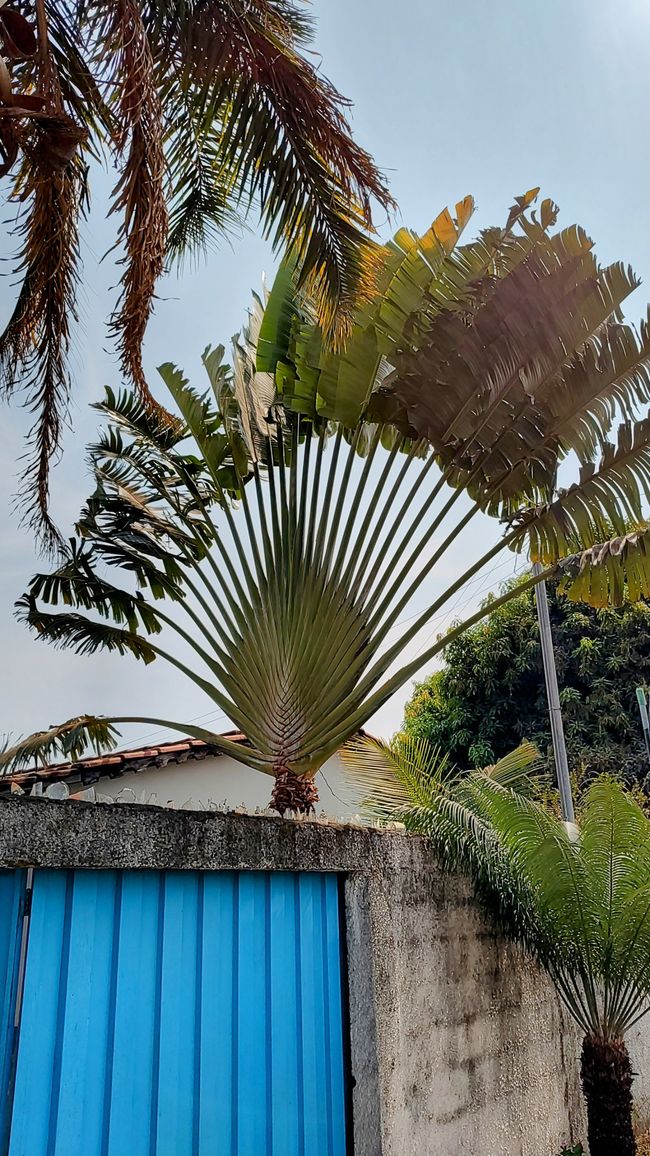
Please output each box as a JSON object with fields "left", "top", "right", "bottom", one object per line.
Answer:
{"left": 0, "top": 871, "right": 26, "bottom": 1155}
{"left": 8, "top": 870, "right": 347, "bottom": 1156}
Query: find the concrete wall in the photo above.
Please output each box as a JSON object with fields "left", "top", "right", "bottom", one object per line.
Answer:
{"left": 346, "top": 859, "right": 585, "bottom": 1156}
{"left": 1, "top": 797, "right": 648, "bottom": 1155}
{"left": 84, "top": 752, "right": 357, "bottom": 819}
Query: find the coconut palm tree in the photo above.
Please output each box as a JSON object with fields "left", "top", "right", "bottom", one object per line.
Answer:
{"left": 342, "top": 734, "right": 650, "bottom": 1156}
{"left": 0, "top": 0, "right": 392, "bottom": 548}
{"left": 3, "top": 192, "right": 650, "bottom": 814}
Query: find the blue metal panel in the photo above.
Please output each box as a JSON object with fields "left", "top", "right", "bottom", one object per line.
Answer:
{"left": 8, "top": 869, "right": 348, "bottom": 1156}
{"left": 198, "top": 872, "right": 235, "bottom": 1151}
{"left": 269, "top": 874, "right": 301, "bottom": 1156}
{"left": 105, "top": 871, "right": 162, "bottom": 1151}
{"left": 0, "top": 870, "right": 26, "bottom": 1155}
{"left": 155, "top": 871, "right": 201, "bottom": 1155}
{"left": 8, "top": 870, "right": 70, "bottom": 1156}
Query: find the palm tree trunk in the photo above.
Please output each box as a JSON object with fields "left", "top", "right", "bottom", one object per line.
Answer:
{"left": 580, "top": 1032, "right": 636, "bottom": 1155}
{"left": 270, "top": 770, "right": 319, "bottom": 816}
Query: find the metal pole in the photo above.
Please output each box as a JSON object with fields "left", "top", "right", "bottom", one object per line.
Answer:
{"left": 636, "top": 687, "right": 650, "bottom": 766}
{"left": 533, "top": 563, "right": 575, "bottom": 822}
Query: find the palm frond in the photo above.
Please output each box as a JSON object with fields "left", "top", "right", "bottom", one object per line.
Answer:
{"left": 161, "top": 0, "right": 395, "bottom": 342}
{"left": 102, "top": 0, "right": 167, "bottom": 405}
{"left": 341, "top": 732, "right": 541, "bottom": 822}
{"left": 16, "top": 594, "right": 158, "bottom": 665}
{"left": 2, "top": 0, "right": 392, "bottom": 541}
{"left": 375, "top": 766, "right": 650, "bottom": 1040}
{"left": 0, "top": 715, "right": 121, "bottom": 775}
{"left": 259, "top": 199, "right": 477, "bottom": 425}
{"left": 517, "top": 420, "right": 650, "bottom": 564}
{"left": 0, "top": 137, "right": 87, "bottom": 552}
{"left": 558, "top": 528, "right": 650, "bottom": 606}
{"left": 340, "top": 732, "right": 453, "bottom": 819}
{"left": 480, "top": 740, "right": 543, "bottom": 790}
{"left": 164, "top": 79, "right": 244, "bottom": 265}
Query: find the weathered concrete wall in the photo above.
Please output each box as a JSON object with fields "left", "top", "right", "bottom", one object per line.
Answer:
{"left": 346, "top": 857, "right": 585, "bottom": 1156}
{"left": 0, "top": 797, "right": 647, "bottom": 1154}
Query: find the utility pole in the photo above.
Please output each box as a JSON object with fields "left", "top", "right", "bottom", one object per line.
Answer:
{"left": 636, "top": 687, "right": 650, "bottom": 767}
{"left": 533, "top": 564, "right": 575, "bottom": 823}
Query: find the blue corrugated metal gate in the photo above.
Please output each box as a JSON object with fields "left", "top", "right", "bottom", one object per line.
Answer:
{"left": 0, "top": 869, "right": 349, "bottom": 1156}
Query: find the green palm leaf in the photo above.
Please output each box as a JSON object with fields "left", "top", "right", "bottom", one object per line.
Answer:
{"left": 0, "top": 716, "right": 121, "bottom": 775}
{"left": 344, "top": 734, "right": 650, "bottom": 1041}
{"left": 340, "top": 733, "right": 541, "bottom": 822}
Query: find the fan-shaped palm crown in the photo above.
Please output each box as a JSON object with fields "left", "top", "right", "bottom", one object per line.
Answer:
{"left": 3, "top": 192, "right": 650, "bottom": 820}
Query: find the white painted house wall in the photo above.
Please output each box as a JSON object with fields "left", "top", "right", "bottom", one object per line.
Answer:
{"left": 91, "top": 751, "right": 359, "bottom": 818}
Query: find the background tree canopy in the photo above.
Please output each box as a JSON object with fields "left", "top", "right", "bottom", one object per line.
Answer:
{"left": 402, "top": 575, "right": 650, "bottom": 784}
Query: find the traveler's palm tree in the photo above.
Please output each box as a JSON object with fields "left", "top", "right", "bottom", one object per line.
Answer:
{"left": 4, "top": 193, "right": 650, "bottom": 815}
{"left": 0, "top": 0, "right": 392, "bottom": 547}
{"left": 343, "top": 735, "right": 650, "bottom": 1156}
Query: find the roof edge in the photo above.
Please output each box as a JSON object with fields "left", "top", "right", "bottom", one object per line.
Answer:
{"left": 0, "top": 733, "right": 248, "bottom": 790}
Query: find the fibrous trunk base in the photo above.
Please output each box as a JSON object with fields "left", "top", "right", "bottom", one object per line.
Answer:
{"left": 581, "top": 1032, "right": 636, "bottom": 1156}
{"left": 270, "top": 770, "right": 319, "bottom": 817}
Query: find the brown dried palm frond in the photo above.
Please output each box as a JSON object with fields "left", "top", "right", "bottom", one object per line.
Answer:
{"left": 0, "top": 125, "right": 88, "bottom": 552}
{"left": 0, "top": 0, "right": 88, "bottom": 552}
{"left": 101, "top": 0, "right": 167, "bottom": 406}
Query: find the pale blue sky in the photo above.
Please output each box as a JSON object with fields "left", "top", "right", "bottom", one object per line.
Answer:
{"left": 2, "top": 0, "right": 650, "bottom": 746}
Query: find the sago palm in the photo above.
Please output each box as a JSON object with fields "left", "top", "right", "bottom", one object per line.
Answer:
{"left": 4, "top": 192, "right": 650, "bottom": 813}
{"left": 343, "top": 735, "right": 650, "bottom": 1156}
{"left": 0, "top": 0, "right": 392, "bottom": 547}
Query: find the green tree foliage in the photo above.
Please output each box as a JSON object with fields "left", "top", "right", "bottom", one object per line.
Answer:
{"left": 402, "top": 575, "right": 650, "bottom": 784}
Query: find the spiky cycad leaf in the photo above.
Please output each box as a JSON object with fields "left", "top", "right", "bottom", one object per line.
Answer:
{"left": 340, "top": 733, "right": 540, "bottom": 821}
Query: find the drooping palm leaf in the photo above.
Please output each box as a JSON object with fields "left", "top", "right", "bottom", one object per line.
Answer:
{"left": 0, "top": 142, "right": 88, "bottom": 552}
{"left": 558, "top": 528, "right": 650, "bottom": 607}
{"left": 100, "top": 0, "right": 168, "bottom": 406}
{"left": 0, "top": 715, "right": 122, "bottom": 773}
{"left": 1, "top": 0, "right": 393, "bottom": 545}
{"left": 0, "top": 712, "right": 255, "bottom": 775}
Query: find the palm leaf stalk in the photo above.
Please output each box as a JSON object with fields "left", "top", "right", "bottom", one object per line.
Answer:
{"left": 0, "top": 0, "right": 393, "bottom": 546}
{"left": 343, "top": 737, "right": 649, "bottom": 1156}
